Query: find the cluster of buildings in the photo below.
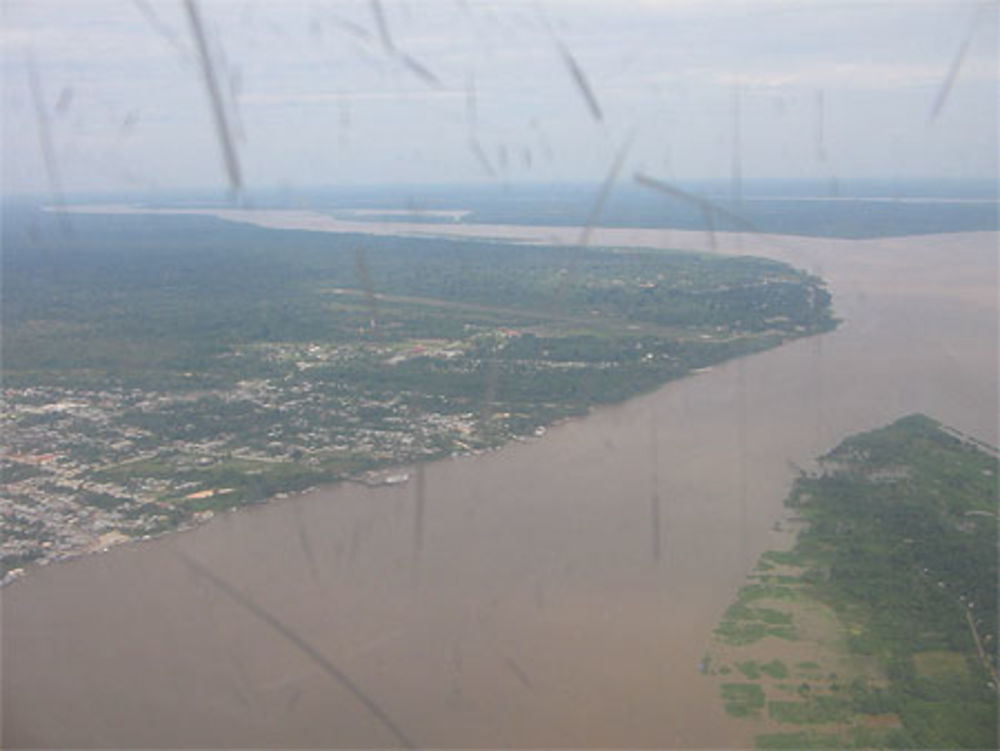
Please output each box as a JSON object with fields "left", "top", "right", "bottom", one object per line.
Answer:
{"left": 1, "top": 363, "right": 499, "bottom": 584}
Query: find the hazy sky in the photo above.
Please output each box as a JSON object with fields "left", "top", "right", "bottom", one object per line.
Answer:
{"left": 2, "top": 0, "right": 997, "bottom": 195}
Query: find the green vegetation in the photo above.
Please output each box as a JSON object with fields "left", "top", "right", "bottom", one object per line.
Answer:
{"left": 760, "top": 550, "right": 807, "bottom": 567}
{"left": 768, "top": 696, "right": 852, "bottom": 724}
{"left": 789, "top": 416, "right": 998, "bottom": 687}
{"left": 722, "top": 683, "right": 767, "bottom": 717}
{"left": 760, "top": 659, "right": 789, "bottom": 679}
{"left": 708, "top": 415, "right": 999, "bottom": 749}
{"left": 714, "top": 595, "right": 799, "bottom": 646}
{"left": 3, "top": 210, "right": 834, "bottom": 390}
{"left": 755, "top": 731, "right": 849, "bottom": 749}
{"left": 733, "top": 659, "right": 790, "bottom": 681}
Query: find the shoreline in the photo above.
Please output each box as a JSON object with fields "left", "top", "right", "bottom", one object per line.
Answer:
{"left": 4, "top": 211, "right": 996, "bottom": 748}
{"left": 3, "top": 207, "right": 844, "bottom": 585}
{"left": 0, "top": 340, "right": 763, "bottom": 589}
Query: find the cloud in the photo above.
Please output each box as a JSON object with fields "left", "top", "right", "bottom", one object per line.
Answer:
{"left": 716, "top": 59, "right": 998, "bottom": 91}
{"left": 243, "top": 89, "right": 462, "bottom": 106}
{"left": 2, "top": 0, "right": 995, "bottom": 191}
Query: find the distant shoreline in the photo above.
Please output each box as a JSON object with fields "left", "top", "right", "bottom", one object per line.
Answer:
{"left": 46, "top": 202, "right": 1000, "bottom": 308}
{"left": 48, "top": 195, "right": 1000, "bottom": 240}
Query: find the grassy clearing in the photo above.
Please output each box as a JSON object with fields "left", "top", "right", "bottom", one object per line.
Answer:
{"left": 912, "top": 651, "right": 969, "bottom": 682}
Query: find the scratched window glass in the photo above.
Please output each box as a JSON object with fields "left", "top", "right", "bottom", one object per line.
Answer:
{"left": 2, "top": 1, "right": 997, "bottom": 748}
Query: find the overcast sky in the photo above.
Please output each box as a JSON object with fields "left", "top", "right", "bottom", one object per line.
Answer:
{"left": 2, "top": 0, "right": 997, "bottom": 195}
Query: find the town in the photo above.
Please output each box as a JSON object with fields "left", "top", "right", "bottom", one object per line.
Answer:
{"left": 2, "top": 207, "right": 836, "bottom": 581}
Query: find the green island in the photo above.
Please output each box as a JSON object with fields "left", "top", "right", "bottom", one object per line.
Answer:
{"left": 2, "top": 207, "right": 834, "bottom": 578}
{"left": 704, "top": 415, "right": 999, "bottom": 749}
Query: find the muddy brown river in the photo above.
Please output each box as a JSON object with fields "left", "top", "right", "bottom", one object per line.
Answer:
{"left": 3, "top": 221, "right": 997, "bottom": 748}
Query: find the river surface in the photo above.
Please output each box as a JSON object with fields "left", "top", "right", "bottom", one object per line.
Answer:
{"left": 3, "top": 220, "right": 997, "bottom": 749}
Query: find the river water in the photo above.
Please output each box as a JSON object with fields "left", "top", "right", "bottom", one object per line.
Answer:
{"left": 3, "top": 223, "right": 997, "bottom": 748}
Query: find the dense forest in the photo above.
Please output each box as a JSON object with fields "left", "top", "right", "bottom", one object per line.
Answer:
{"left": 3, "top": 207, "right": 832, "bottom": 387}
